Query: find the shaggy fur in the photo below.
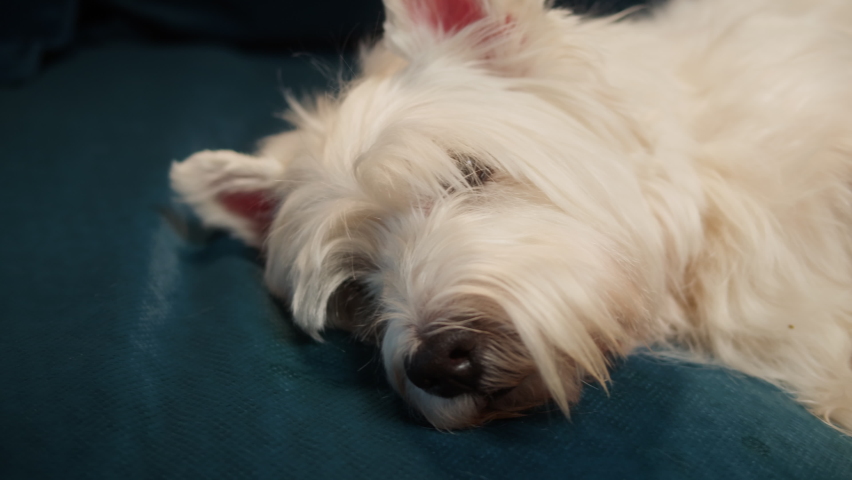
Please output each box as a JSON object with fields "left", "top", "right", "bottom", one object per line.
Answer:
{"left": 170, "top": 0, "right": 852, "bottom": 431}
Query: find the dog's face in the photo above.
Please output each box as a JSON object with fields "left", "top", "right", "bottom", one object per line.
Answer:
{"left": 177, "top": 0, "right": 668, "bottom": 429}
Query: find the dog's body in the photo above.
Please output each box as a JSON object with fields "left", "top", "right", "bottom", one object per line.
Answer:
{"left": 171, "top": 0, "right": 852, "bottom": 430}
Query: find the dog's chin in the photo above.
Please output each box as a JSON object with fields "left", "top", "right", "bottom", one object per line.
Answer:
{"left": 404, "top": 385, "right": 481, "bottom": 430}
{"left": 404, "top": 374, "right": 556, "bottom": 430}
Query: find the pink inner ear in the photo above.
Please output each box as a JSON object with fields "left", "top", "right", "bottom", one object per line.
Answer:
{"left": 218, "top": 191, "right": 279, "bottom": 239}
{"left": 409, "top": 0, "right": 487, "bottom": 33}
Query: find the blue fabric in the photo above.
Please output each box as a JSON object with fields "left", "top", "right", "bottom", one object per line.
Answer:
{"left": 1, "top": 0, "right": 385, "bottom": 82}
{"left": 96, "top": 0, "right": 384, "bottom": 44}
{"left": 1, "top": 38, "right": 851, "bottom": 480}
{"left": 0, "top": 0, "right": 77, "bottom": 82}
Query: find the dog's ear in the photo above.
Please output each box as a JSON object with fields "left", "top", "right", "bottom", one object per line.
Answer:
{"left": 170, "top": 150, "right": 284, "bottom": 248}
{"left": 387, "top": 0, "right": 489, "bottom": 36}
{"left": 383, "top": 0, "right": 547, "bottom": 61}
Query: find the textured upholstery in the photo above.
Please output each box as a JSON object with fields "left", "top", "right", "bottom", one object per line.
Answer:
{"left": 2, "top": 2, "right": 852, "bottom": 479}
{"left": 0, "top": 0, "right": 77, "bottom": 82}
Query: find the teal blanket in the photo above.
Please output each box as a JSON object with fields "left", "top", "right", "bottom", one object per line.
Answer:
{"left": 1, "top": 37, "right": 850, "bottom": 480}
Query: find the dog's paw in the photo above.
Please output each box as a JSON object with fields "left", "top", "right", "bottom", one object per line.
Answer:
{"left": 170, "top": 150, "right": 284, "bottom": 247}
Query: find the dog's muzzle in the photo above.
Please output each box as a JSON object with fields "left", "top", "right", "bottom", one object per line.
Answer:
{"left": 404, "top": 329, "right": 483, "bottom": 398}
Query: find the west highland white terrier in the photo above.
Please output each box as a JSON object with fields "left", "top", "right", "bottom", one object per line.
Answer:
{"left": 170, "top": 0, "right": 852, "bottom": 430}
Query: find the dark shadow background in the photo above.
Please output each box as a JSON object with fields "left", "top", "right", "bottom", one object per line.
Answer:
{"left": 2, "top": 0, "right": 651, "bottom": 83}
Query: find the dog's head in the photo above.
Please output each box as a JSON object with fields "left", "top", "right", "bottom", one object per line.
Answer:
{"left": 174, "top": 0, "right": 668, "bottom": 428}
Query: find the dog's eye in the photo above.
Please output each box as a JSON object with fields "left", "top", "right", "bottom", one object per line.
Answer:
{"left": 327, "top": 276, "right": 382, "bottom": 341}
{"left": 450, "top": 152, "right": 493, "bottom": 188}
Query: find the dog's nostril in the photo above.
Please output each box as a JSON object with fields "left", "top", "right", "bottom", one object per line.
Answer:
{"left": 405, "top": 330, "right": 482, "bottom": 398}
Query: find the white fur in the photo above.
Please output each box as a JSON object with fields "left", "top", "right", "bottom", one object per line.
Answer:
{"left": 171, "top": 0, "right": 852, "bottom": 431}
{"left": 170, "top": 150, "right": 283, "bottom": 247}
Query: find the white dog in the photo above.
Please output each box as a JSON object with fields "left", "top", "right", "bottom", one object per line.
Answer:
{"left": 170, "top": 0, "right": 852, "bottom": 431}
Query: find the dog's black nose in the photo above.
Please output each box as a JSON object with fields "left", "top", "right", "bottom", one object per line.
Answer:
{"left": 405, "top": 330, "right": 482, "bottom": 398}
